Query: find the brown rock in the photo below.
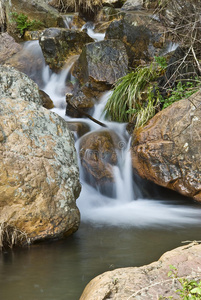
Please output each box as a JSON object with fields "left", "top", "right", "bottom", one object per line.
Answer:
{"left": 67, "top": 122, "right": 90, "bottom": 139}
{"left": 0, "top": 32, "right": 22, "bottom": 64}
{"left": 80, "top": 242, "right": 201, "bottom": 300}
{"left": 66, "top": 91, "right": 95, "bottom": 118}
{"left": 39, "top": 28, "right": 94, "bottom": 71}
{"left": 79, "top": 130, "right": 121, "bottom": 196}
{"left": 131, "top": 91, "right": 201, "bottom": 202}
{"left": 0, "top": 97, "right": 81, "bottom": 246}
{"left": 39, "top": 90, "right": 54, "bottom": 109}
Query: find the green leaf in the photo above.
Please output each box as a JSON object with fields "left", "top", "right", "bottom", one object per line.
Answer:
{"left": 191, "top": 287, "right": 201, "bottom": 294}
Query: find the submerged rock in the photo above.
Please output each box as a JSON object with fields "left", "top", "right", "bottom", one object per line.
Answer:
{"left": 39, "top": 28, "right": 94, "bottom": 71}
{"left": 72, "top": 39, "right": 128, "bottom": 93}
{"left": 80, "top": 242, "right": 201, "bottom": 299}
{"left": 0, "top": 97, "right": 81, "bottom": 246}
{"left": 79, "top": 130, "right": 121, "bottom": 197}
{"left": 131, "top": 91, "right": 201, "bottom": 202}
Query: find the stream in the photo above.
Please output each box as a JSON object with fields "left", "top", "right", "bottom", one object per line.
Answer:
{"left": 1, "top": 31, "right": 201, "bottom": 300}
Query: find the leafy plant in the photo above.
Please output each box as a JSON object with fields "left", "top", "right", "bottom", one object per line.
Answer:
{"left": 10, "top": 12, "right": 44, "bottom": 36}
{"left": 161, "top": 79, "right": 201, "bottom": 109}
{"left": 161, "top": 265, "right": 201, "bottom": 300}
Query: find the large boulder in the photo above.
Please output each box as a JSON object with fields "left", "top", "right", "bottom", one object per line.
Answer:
{"left": 0, "top": 33, "right": 22, "bottom": 64}
{"left": 105, "top": 16, "right": 166, "bottom": 68}
{"left": 131, "top": 91, "right": 201, "bottom": 202}
{"left": 80, "top": 242, "right": 201, "bottom": 299}
{"left": 39, "top": 28, "right": 93, "bottom": 71}
{"left": 0, "top": 97, "right": 81, "bottom": 246}
{"left": 72, "top": 39, "right": 128, "bottom": 93}
{"left": 0, "top": 65, "right": 43, "bottom": 106}
{"left": 79, "top": 130, "right": 121, "bottom": 197}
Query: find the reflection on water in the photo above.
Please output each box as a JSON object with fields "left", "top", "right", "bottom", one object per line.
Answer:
{"left": 1, "top": 222, "right": 201, "bottom": 300}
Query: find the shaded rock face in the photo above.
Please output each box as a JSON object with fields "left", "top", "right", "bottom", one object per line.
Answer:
{"left": 72, "top": 39, "right": 128, "bottom": 93}
{"left": 39, "top": 90, "right": 54, "bottom": 109}
{"left": 0, "top": 97, "right": 81, "bottom": 244}
{"left": 66, "top": 91, "right": 95, "bottom": 118}
{"left": 0, "top": 65, "right": 43, "bottom": 106}
{"left": 67, "top": 122, "right": 90, "bottom": 140}
{"left": 0, "top": 33, "right": 22, "bottom": 64}
{"left": 39, "top": 28, "right": 94, "bottom": 71}
{"left": 131, "top": 91, "right": 201, "bottom": 202}
{"left": 79, "top": 130, "right": 121, "bottom": 197}
{"left": 80, "top": 242, "right": 201, "bottom": 299}
{"left": 105, "top": 18, "right": 165, "bottom": 67}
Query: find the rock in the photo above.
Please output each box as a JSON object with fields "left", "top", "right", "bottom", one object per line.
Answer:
{"left": 105, "top": 16, "right": 166, "bottom": 68}
{"left": 79, "top": 130, "right": 121, "bottom": 197}
{"left": 5, "top": 40, "right": 45, "bottom": 87}
{"left": 0, "top": 97, "right": 81, "bottom": 245}
{"left": 5, "top": 0, "right": 64, "bottom": 39}
{"left": 39, "top": 28, "right": 93, "bottom": 71}
{"left": 121, "top": 0, "right": 144, "bottom": 11}
{"left": 103, "top": 0, "right": 125, "bottom": 8}
{"left": 0, "top": 65, "right": 43, "bottom": 106}
{"left": 67, "top": 122, "right": 90, "bottom": 139}
{"left": 0, "top": 32, "right": 22, "bottom": 64}
{"left": 66, "top": 91, "right": 95, "bottom": 118}
{"left": 80, "top": 242, "right": 201, "bottom": 299}
{"left": 39, "top": 90, "right": 54, "bottom": 109}
{"left": 72, "top": 39, "right": 128, "bottom": 93}
{"left": 131, "top": 91, "right": 201, "bottom": 202}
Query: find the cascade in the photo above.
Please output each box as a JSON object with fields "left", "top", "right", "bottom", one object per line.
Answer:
{"left": 19, "top": 40, "right": 201, "bottom": 228}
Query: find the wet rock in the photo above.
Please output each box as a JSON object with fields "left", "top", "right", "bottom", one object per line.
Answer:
{"left": 5, "top": 41, "right": 45, "bottom": 87}
{"left": 105, "top": 16, "right": 166, "bottom": 68}
{"left": 79, "top": 130, "right": 121, "bottom": 197}
{"left": 80, "top": 242, "right": 201, "bottom": 299}
{"left": 72, "top": 39, "right": 128, "bottom": 93}
{"left": 39, "top": 28, "right": 93, "bottom": 71}
{"left": 39, "top": 90, "right": 54, "bottom": 109}
{"left": 66, "top": 91, "right": 95, "bottom": 118}
{"left": 0, "top": 97, "right": 81, "bottom": 245}
{"left": 0, "top": 33, "right": 22, "bottom": 64}
{"left": 0, "top": 65, "right": 43, "bottom": 106}
{"left": 67, "top": 122, "right": 90, "bottom": 139}
{"left": 131, "top": 91, "right": 201, "bottom": 202}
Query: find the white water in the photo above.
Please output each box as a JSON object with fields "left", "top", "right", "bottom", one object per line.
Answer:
{"left": 20, "top": 40, "right": 201, "bottom": 228}
{"left": 81, "top": 22, "right": 105, "bottom": 41}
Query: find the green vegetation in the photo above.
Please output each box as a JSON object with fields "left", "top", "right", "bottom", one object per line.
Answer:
{"left": 10, "top": 12, "right": 44, "bottom": 36}
{"left": 104, "top": 58, "right": 165, "bottom": 128}
{"left": 161, "top": 80, "right": 200, "bottom": 109}
{"left": 104, "top": 56, "right": 201, "bottom": 129}
{"left": 160, "top": 265, "right": 201, "bottom": 300}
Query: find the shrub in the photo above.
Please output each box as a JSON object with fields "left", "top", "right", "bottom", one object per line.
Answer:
{"left": 10, "top": 12, "right": 44, "bottom": 36}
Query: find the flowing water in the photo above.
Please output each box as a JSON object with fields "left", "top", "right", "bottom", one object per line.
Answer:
{"left": 1, "top": 37, "right": 201, "bottom": 300}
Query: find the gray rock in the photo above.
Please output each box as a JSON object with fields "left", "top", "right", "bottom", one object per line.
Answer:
{"left": 121, "top": 0, "right": 144, "bottom": 11}
{"left": 0, "top": 65, "right": 43, "bottom": 105}
{"left": 72, "top": 39, "right": 128, "bottom": 92}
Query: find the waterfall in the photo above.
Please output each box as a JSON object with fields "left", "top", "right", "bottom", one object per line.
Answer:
{"left": 16, "top": 40, "right": 201, "bottom": 228}
{"left": 81, "top": 22, "right": 105, "bottom": 41}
